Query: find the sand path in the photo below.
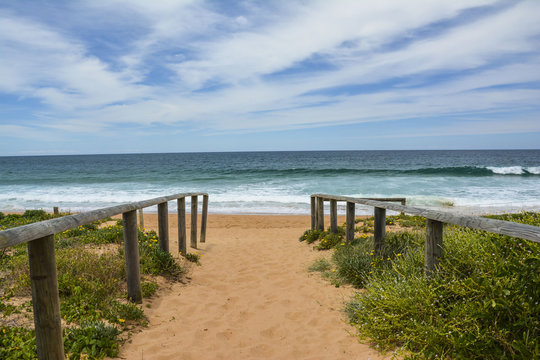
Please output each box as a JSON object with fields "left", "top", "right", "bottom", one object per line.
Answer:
{"left": 118, "top": 214, "right": 387, "bottom": 360}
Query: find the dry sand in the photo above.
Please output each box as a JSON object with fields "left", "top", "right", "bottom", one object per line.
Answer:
{"left": 117, "top": 214, "right": 388, "bottom": 360}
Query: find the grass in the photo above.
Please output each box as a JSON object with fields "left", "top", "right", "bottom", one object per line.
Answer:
{"left": 0, "top": 211, "right": 189, "bottom": 359}
{"left": 303, "top": 212, "right": 540, "bottom": 359}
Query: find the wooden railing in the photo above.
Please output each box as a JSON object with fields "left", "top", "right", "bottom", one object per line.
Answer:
{"left": 0, "top": 192, "right": 209, "bottom": 360}
{"left": 310, "top": 194, "right": 540, "bottom": 276}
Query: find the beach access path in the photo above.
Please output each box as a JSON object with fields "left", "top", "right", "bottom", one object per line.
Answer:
{"left": 117, "top": 214, "right": 388, "bottom": 360}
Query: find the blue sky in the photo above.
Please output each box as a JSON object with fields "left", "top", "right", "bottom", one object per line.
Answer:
{"left": 1, "top": 0, "right": 539, "bottom": 155}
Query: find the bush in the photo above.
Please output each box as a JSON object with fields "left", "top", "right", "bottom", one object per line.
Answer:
{"left": 299, "top": 229, "right": 322, "bottom": 243}
{"left": 64, "top": 321, "right": 121, "bottom": 359}
{"left": 332, "top": 232, "right": 422, "bottom": 288}
{"left": 346, "top": 223, "right": 540, "bottom": 359}
{"left": 138, "top": 230, "right": 184, "bottom": 278}
{"left": 0, "top": 326, "right": 36, "bottom": 360}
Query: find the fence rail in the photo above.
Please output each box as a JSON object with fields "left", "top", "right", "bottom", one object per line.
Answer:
{"left": 310, "top": 194, "right": 540, "bottom": 276}
{"left": 0, "top": 192, "right": 209, "bottom": 360}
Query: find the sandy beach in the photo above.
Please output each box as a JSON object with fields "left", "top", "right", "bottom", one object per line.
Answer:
{"left": 117, "top": 213, "right": 387, "bottom": 360}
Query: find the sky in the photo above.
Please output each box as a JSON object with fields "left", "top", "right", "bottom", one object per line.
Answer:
{"left": 1, "top": 0, "right": 539, "bottom": 155}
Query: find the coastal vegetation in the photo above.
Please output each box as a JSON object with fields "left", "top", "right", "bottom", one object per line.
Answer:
{"left": 301, "top": 212, "right": 540, "bottom": 359}
{"left": 0, "top": 210, "right": 188, "bottom": 359}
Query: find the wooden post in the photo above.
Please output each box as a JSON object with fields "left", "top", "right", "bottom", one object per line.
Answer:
{"left": 374, "top": 207, "right": 386, "bottom": 255}
{"left": 330, "top": 199, "right": 338, "bottom": 233}
{"left": 28, "top": 235, "right": 64, "bottom": 360}
{"left": 425, "top": 219, "right": 443, "bottom": 276}
{"left": 346, "top": 202, "right": 355, "bottom": 243}
{"left": 157, "top": 202, "right": 169, "bottom": 252}
{"left": 177, "top": 198, "right": 186, "bottom": 256}
{"left": 53, "top": 206, "right": 59, "bottom": 215}
{"left": 310, "top": 196, "right": 316, "bottom": 230}
{"left": 138, "top": 208, "right": 144, "bottom": 229}
{"left": 200, "top": 195, "right": 208, "bottom": 243}
{"left": 191, "top": 196, "right": 198, "bottom": 249}
{"left": 317, "top": 197, "right": 324, "bottom": 231}
{"left": 123, "top": 210, "right": 142, "bottom": 303}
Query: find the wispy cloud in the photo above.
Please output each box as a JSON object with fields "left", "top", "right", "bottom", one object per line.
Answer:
{"left": 0, "top": 0, "right": 539, "bottom": 154}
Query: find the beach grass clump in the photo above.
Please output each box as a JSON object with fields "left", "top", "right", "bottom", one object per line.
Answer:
{"left": 138, "top": 230, "right": 184, "bottom": 278}
{"left": 0, "top": 326, "right": 37, "bottom": 360}
{"left": 344, "top": 215, "right": 540, "bottom": 359}
{"left": 63, "top": 321, "right": 121, "bottom": 360}
{"left": 299, "top": 229, "right": 322, "bottom": 243}
{"left": 185, "top": 252, "right": 201, "bottom": 264}
{"left": 299, "top": 226, "right": 347, "bottom": 250}
{"left": 333, "top": 232, "right": 422, "bottom": 287}
{"left": 315, "top": 227, "right": 346, "bottom": 250}
{"left": 308, "top": 258, "right": 332, "bottom": 273}
{"left": 395, "top": 214, "right": 426, "bottom": 228}
{"left": 0, "top": 209, "right": 64, "bottom": 230}
{"left": 58, "top": 219, "right": 123, "bottom": 246}
{"left": 141, "top": 280, "right": 159, "bottom": 297}
{"left": 0, "top": 215, "right": 187, "bottom": 359}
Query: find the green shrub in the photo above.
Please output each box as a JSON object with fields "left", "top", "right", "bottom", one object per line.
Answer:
{"left": 347, "top": 223, "right": 540, "bottom": 359}
{"left": 138, "top": 230, "right": 184, "bottom": 278}
{"left": 185, "top": 252, "right": 201, "bottom": 264}
{"left": 141, "top": 281, "right": 159, "bottom": 297}
{"left": 0, "top": 326, "right": 36, "bottom": 360}
{"left": 308, "top": 258, "right": 332, "bottom": 272}
{"left": 299, "top": 229, "right": 322, "bottom": 243}
{"left": 332, "top": 232, "right": 422, "bottom": 288}
{"left": 316, "top": 231, "right": 345, "bottom": 250}
{"left": 64, "top": 321, "right": 121, "bottom": 360}
{"left": 105, "top": 300, "right": 145, "bottom": 324}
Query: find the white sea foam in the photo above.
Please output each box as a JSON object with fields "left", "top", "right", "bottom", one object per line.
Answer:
{"left": 486, "top": 166, "right": 524, "bottom": 175}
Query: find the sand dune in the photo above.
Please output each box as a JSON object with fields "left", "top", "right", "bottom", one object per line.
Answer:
{"left": 117, "top": 214, "right": 387, "bottom": 360}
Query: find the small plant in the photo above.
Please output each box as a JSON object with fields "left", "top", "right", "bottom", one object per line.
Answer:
{"left": 141, "top": 281, "right": 159, "bottom": 297}
{"left": 308, "top": 258, "right": 332, "bottom": 272}
{"left": 139, "top": 230, "right": 184, "bottom": 278}
{"left": 299, "top": 229, "right": 322, "bottom": 243}
{"left": 185, "top": 252, "right": 201, "bottom": 264}
{"left": 64, "top": 321, "right": 121, "bottom": 359}
{"left": 0, "top": 326, "right": 36, "bottom": 360}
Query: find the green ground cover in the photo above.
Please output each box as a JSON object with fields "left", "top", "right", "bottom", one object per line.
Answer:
{"left": 0, "top": 210, "right": 189, "bottom": 360}
{"left": 302, "top": 213, "right": 540, "bottom": 359}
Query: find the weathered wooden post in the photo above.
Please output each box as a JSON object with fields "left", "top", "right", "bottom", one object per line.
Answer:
{"left": 425, "top": 219, "right": 443, "bottom": 276}
{"left": 28, "top": 235, "right": 64, "bottom": 360}
{"left": 346, "top": 202, "right": 355, "bottom": 243}
{"left": 123, "top": 210, "right": 142, "bottom": 303}
{"left": 310, "top": 196, "right": 316, "bottom": 230}
{"left": 177, "top": 197, "right": 186, "bottom": 255}
{"left": 317, "top": 197, "right": 324, "bottom": 231}
{"left": 138, "top": 208, "right": 144, "bottom": 229}
{"left": 191, "top": 195, "right": 198, "bottom": 249}
{"left": 200, "top": 195, "right": 208, "bottom": 243}
{"left": 374, "top": 207, "right": 386, "bottom": 255}
{"left": 330, "top": 199, "right": 338, "bottom": 233}
{"left": 53, "top": 206, "right": 59, "bottom": 215}
{"left": 157, "top": 202, "right": 169, "bottom": 252}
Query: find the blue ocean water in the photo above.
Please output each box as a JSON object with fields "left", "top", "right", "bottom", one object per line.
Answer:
{"left": 0, "top": 150, "right": 539, "bottom": 215}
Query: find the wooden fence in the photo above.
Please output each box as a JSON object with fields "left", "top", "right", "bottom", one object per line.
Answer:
{"left": 310, "top": 194, "right": 540, "bottom": 276}
{"left": 0, "top": 192, "right": 209, "bottom": 360}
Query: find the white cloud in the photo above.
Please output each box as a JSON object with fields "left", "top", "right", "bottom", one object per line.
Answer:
{"left": 0, "top": 0, "right": 539, "bottom": 144}
{"left": 0, "top": 10, "right": 148, "bottom": 110}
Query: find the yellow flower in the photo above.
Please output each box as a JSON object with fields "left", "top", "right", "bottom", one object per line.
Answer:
{"left": 118, "top": 318, "right": 125, "bottom": 323}
{"left": 397, "top": 253, "right": 402, "bottom": 256}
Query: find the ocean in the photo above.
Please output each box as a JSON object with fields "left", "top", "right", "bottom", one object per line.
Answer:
{"left": 0, "top": 150, "right": 539, "bottom": 215}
